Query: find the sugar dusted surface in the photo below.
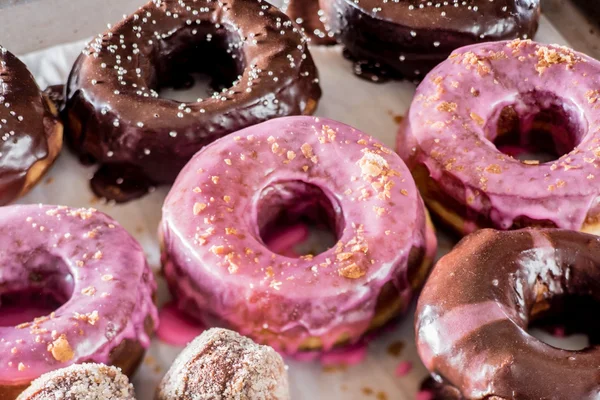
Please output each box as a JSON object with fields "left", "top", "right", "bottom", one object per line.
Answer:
{"left": 17, "top": 363, "right": 135, "bottom": 400}
{"left": 157, "top": 328, "right": 290, "bottom": 400}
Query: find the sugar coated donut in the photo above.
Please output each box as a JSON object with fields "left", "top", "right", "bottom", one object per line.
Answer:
{"left": 160, "top": 116, "right": 436, "bottom": 353}
{"left": 17, "top": 363, "right": 135, "bottom": 400}
{"left": 416, "top": 228, "right": 600, "bottom": 399}
{"left": 157, "top": 328, "right": 290, "bottom": 400}
{"left": 0, "top": 205, "right": 157, "bottom": 399}
{"left": 0, "top": 46, "right": 62, "bottom": 205}
{"left": 397, "top": 39, "right": 600, "bottom": 235}
{"left": 319, "top": 0, "right": 540, "bottom": 81}
{"left": 65, "top": 0, "right": 321, "bottom": 202}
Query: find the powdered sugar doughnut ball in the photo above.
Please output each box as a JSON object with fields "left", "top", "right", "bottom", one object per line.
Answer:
{"left": 157, "top": 328, "right": 290, "bottom": 400}
{"left": 17, "top": 363, "right": 135, "bottom": 400}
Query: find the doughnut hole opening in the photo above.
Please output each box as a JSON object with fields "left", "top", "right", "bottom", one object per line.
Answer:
{"left": 0, "top": 254, "right": 74, "bottom": 327}
{"left": 151, "top": 26, "right": 245, "bottom": 102}
{"left": 528, "top": 295, "right": 598, "bottom": 351}
{"left": 256, "top": 180, "right": 344, "bottom": 257}
{"left": 485, "top": 91, "right": 585, "bottom": 164}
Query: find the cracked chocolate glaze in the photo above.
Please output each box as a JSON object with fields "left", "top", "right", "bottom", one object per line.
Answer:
{"left": 416, "top": 229, "right": 600, "bottom": 400}
{"left": 320, "top": 0, "right": 540, "bottom": 81}
{"left": 0, "top": 46, "right": 62, "bottom": 205}
{"left": 65, "top": 0, "right": 321, "bottom": 202}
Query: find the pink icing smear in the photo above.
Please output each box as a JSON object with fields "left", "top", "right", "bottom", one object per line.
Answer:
{"left": 395, "top": 361, "right": 413, "bottom": 377}
{"left": 264, "top": 223, "right": 309, "bottom": 256}
{"left": 319, "top": 343, "right": 368, "bottom": 366}
{"left": 0, "top": 304, "right": 56, "bottom": 327}
{"left": 416, "top": 390, "right": 434, "bottom": 400}
{"left": 157, "top": 303, "right": 206, "bottom": 347}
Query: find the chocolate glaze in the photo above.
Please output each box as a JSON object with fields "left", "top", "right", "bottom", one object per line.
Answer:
{"left": 43, "top": 85, "right": 66, "bottom": 113}
{"left": 320, "top": 0, "right": 540, "bottom": 81}
{"left": 65, "top": 0, "right": 322, "bottom": 202}
{"left": 0, "top": 46, "right": 61, "bottom": 204}
{"left": 283, "top": 0, "right": 337, "bottom": 45}
{"left": 416, "top": 229, "right": 600, "bottom": 400}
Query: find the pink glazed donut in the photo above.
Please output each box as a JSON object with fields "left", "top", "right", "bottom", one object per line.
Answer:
{"left": 0, "top": 205, "right": 157, "bottom": 399}
{"left": 398, "top": 39, "right": 600, "bottom": 236}
{"left": 161, "top": 116, "right": 436, "bottom": 353}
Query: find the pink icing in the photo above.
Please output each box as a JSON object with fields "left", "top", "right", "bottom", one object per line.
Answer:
{"left": 263, "top": 224, "right": 309, "bottom": 256}
{"left": 395, "top": 361, "right": 413, "bottom": 377}
{"left": 157, "top": 303, "right": 206, "bottom": 347}
{"left": 161, "top": 116, "right": 435, "bottom": 353}
{"left": 416, "top": 390, "right": 434, "bottom": 400}
{"left": 0, "top": 205, "right": 157, "bottom": 385}
{"left": 398, "top": 40, "right": 600, "bottom": 232}
{"left": 319, "top": 343, "right": 367, "bottom": 366}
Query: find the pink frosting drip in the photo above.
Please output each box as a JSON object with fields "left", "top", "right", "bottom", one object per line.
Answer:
{"left": 398, "top": 40, "right": 600, "bottom": 231}
{"left": 395, "top": 361, "right": 413, "bottom": 377}
{"left": 0, "top": 205, "right": 158, "bottom": 384}
{"left": 156, "top": 302, "right": 206, "bottom": 347}
{"left": 161, "top": 116, "right": 434, "bottom": 353}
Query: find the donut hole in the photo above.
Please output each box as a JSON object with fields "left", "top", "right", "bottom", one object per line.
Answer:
{"left": 486, "top": 91, "right": 585, "bottom": 163}
{"left": 528, "top": 295, "right": 599, "bottom": 351}
{"left": 0, "top": 255, "right": 74, "bottom": 327}
{"left": 151, "top": 26, "right": 244, "bottom": 102}
{"left": 256, "top": 180, "right": 344, "bottom": 257}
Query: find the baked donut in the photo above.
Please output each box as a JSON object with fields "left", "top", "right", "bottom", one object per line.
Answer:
{"left": 17, "top": 363, "right": 135, "bottom": 400}
{"left": 283, "top": 0, "right": 336, "bottom": 45}
{"left": 0, "top": 204, "right": 157, "bottom": 399}
{"left": 160, "top": 116, "right": 436, "bottom": 353}
{"left": 319, "top": 0, "right": 540, "bottom": 81}
{"left": 0, "top": 46, "right": 62, "bottom": 204}
{"left": 397, "top": 39, "right": 600, "bottom": 236}
{"left": 415, "top": 228, "right": 600, "bottom": 399}
{"left": 157, "top": 328, "right": 290, "bottom": 400}
{"left": 65, "top": 0, "right": 321, "bottom": 203}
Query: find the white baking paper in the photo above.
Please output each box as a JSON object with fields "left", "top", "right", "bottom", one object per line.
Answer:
{"left": 15, "top": 16, "right": 570, "bottom": 400}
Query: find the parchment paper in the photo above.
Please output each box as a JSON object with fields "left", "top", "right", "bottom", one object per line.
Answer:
{"left": 15, "top": 15, "right": 569, "bottom": 400}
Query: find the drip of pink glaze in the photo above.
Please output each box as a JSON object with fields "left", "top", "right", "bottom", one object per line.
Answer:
{"left": 0, "top": 304, "right": 55, "bottom": 327}
{"left": 157, "top": 302, "right": 206, "bottom": 346}
{"left": 552, "top": 325, "right": 566, "bottom": 338}
{"left": 320, "top": 343, "right": 367, "bottom": 366}
{"left": 416, "top": 390, "right": 434, "bottom": 400}
{"left": 496, "top": 145, "right": 526, "bottom": 158}
{"left": 395, "top": 361, "right": 413, "bottom": 377}
{"left": 264, "top": 223, "right": 309, "bottom": 255}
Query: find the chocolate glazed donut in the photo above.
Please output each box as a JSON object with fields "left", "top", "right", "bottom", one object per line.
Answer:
{"left": 416, "top": 229, "right": 600, "bottom": 400}
{"left": 0, "top": 46, "right": 62, "bottom": 204}
{"left": 319, "top": 0, "right": 540, "bottom": 82}
{"left": 65, "top": 0, "right": 321, "bottom": 202}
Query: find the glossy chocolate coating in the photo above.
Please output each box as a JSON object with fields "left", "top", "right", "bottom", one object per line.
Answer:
{"left": 65, "top": 0, "right": 321, "bottom": 202}
{"left": 0, "top": 46, "right": 60, "bottom": 204}
{"left": 320, "top": 0, "right": 540, "bottom": 81}
{"left": 283, "top": 0, "right": 337, "bottom": 45}
{"left": 416, "top": 229, "right": 600, "bottom": 399}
